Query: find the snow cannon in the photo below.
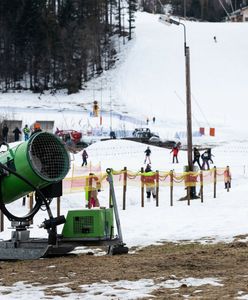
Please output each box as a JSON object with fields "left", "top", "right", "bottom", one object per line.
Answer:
{"left": 0, "top": 131, "right": 70, "bottom": 204}
{"left": 0, "top": 143, "right": 128, "bottom": 260}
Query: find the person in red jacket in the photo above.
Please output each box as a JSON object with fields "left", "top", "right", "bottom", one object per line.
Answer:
{"left": 170, "top": 143, "right": 180, "bottom": 163}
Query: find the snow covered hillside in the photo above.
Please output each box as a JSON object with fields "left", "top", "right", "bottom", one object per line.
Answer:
{"left": 115, "top": 12, "right": 248, "bottom": 133}
{"left": 1, "top": 10, "right": 248, "bottom": 300}
{"left": 1, "top": 10, "right": 248, "bottom": 244}
{"left": 1, "top": 12, "right": 248, "bottom": 140}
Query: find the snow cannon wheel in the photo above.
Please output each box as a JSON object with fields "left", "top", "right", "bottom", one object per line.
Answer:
{"left": 108, "top": 244, "right": 129, "bottom": 255}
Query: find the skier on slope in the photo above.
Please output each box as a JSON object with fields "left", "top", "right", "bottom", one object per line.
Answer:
{"left": 81, "top": 149, "right": 88, "bottom": 166}
{"left": 144, "top": 146, "right": 151, "bottom": 164}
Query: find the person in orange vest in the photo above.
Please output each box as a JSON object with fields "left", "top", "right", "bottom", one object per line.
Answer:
{"left": 85, "top": 173, "right": 101, "bottom": 208}
{"left": 93, "top": 101, "right": 99, "bottom": 117}
{"left": 31, "top": 122, "right": 42, "bottom": 136}
{"left": 224, "top": 166, "right": 231, "bottom": 189}
{"left": 142, "top": 164, "right": 156, "bottom": 200}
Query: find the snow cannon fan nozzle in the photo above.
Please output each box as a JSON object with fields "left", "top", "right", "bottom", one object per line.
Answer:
{"left": 0, "top": 132, "right": 70, "bottom": 221}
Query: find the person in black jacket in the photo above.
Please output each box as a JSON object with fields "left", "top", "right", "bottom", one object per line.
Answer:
{"left": 2, "top": 123, "right": 9, "bottom": 142}
{"left": 201, "top": 150, "right": 210, "bottom": 170}
{"left": 144, "top": 146, "right": 151, "bottom": 164}
{"left": 193, "top": 147, "right": 201, "bottom": 169}
{"left": 13, "top": 127, "right": 22, "bottom": 141}
{"left": 81, "top": 149, "right": 88, "bottom": 166}
{"left": 207, "top": 148, "right": 214, "bottom": 164}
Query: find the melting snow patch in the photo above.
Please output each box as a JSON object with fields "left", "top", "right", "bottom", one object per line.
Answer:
{"left": 79, "top": 277, "right": 223, "bottom": 299}
{"left": 237, "top": 293, "right": 248, "bottom": 300}
{"left": 160, "top": 277, "right": 223, "bottom": 289}
{"left": 0, "top": 277, "right": 223, "bottom": 299}
{"left": 0, "top": 282, "right": 75, "bottom": 299}
{"left": 79, "top": 279, "right": 157, "bottom": 299}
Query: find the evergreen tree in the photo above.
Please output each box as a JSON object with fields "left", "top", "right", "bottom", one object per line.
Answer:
{"left": 0, "top": 0, "right": 135, "bottom": 94}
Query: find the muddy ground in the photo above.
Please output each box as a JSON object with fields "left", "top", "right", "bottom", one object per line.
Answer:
{"left": 1, "top": 236, "right": 248, "bottom": 299}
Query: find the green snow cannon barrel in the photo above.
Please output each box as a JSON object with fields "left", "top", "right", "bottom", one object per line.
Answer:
{"left": 0, "top": 132, "right": 70, "bottom": 204}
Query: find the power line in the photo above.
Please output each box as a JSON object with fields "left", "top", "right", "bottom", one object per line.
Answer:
{"left": 174, "top": 91, "right": 201, "bottom": 128}
{"left": 191, "top": 93, "right": 211, "bottom": 127}
{"left": 218, "top": 0, "right": 231, "bottom": 19}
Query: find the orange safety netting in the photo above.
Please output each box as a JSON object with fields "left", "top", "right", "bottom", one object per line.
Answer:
{"left": 63, "top": 165, "right": 226, "bottom": 194}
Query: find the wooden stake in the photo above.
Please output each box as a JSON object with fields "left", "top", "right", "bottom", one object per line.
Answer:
{"left": 213, "top": 166, "right": 217, "bottom": 198}
{"left": 155, "top": 170, "right": 159, "bottom": 207}
{"left": 141, "top": 167, "right": 144, "bottom": 207}
{"left": 170, "top": 170, "right": 174, "bottom": 206}
{"left": 200, "top": 170, "right": 204, "bottom": 203}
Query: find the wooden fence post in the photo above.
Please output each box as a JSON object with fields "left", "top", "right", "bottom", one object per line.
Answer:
{"left": 57, "top": 197, "right": 61, "bottom": 217}
{"left": 213, "top": 166, "right": 217, "bottom": 198}
{"left": 0, "top": 210, "right": 4, "bottom": 232}
{"left": 85, "top": 175, "right": 89, "bottom": 207}
{"left": 155, "top": 170, "right": 159, "bottom": 207}
{"left": 141, "top": 167, "right": 144, "bottom": 207}
{"left": 200, "top": 170, "right": 204, "bottom": 203}
{"left": 89, "top": 174, "right": 93, "bottom": 202}
{"left": 170, "top": 170, "right": 174, "bottom": 206}
{"left": 123, "top": 167, "right": 127, "bottom": 210}
{"left": 187, "top": 173, "right": 190, "bottom": 206}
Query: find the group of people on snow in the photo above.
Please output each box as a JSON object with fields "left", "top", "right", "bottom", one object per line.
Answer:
{"left": 169, "top": 143, "right": 215, "bottom": 170}
{"left": 1, "top": 122, "right": 42, "bottom": 143}
{"left": 146, "top": 116, "right": 156, "bottom": 125}
{"left": 193, "top": 147, "right": 214, "bottom": 170}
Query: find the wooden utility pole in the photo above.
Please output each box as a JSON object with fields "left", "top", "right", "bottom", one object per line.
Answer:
{"left": 159, "top": 16, "right": 194, "bottom": 198}
{"left": 185, "top": 45, "right": 193, "bottom": 173}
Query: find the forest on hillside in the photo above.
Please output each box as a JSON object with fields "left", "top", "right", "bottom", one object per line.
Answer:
{"left": 140, "top": 0, "right": 247, "bottom": 21}
{"left": 0, "top": 0, "right": 246, "bottom": 94}
{"left": 0, "top": 0, "right": 136, "bottom": 94}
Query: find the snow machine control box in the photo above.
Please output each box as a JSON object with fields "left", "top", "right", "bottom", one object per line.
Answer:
{"left": 62, "top": 208, "right": 114, "bottom": 239}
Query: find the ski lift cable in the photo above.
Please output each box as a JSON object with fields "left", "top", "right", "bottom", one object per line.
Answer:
{"left": 218, "top": 0, "right": 231, "bottom": 19}
{"left": 229, "top": 0, "right": 234, "bottom": 13}
{"left": 191, "top": 93, "right": 211, "bottom": 128}
{"left": 53, "top": 94, "right": 70, "bottom": 129}
{"left": 174, "top": 91, "right": 201, "bottom": 128}
{"left": 157, "top": 0, "right": 165, "bottom": 12}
